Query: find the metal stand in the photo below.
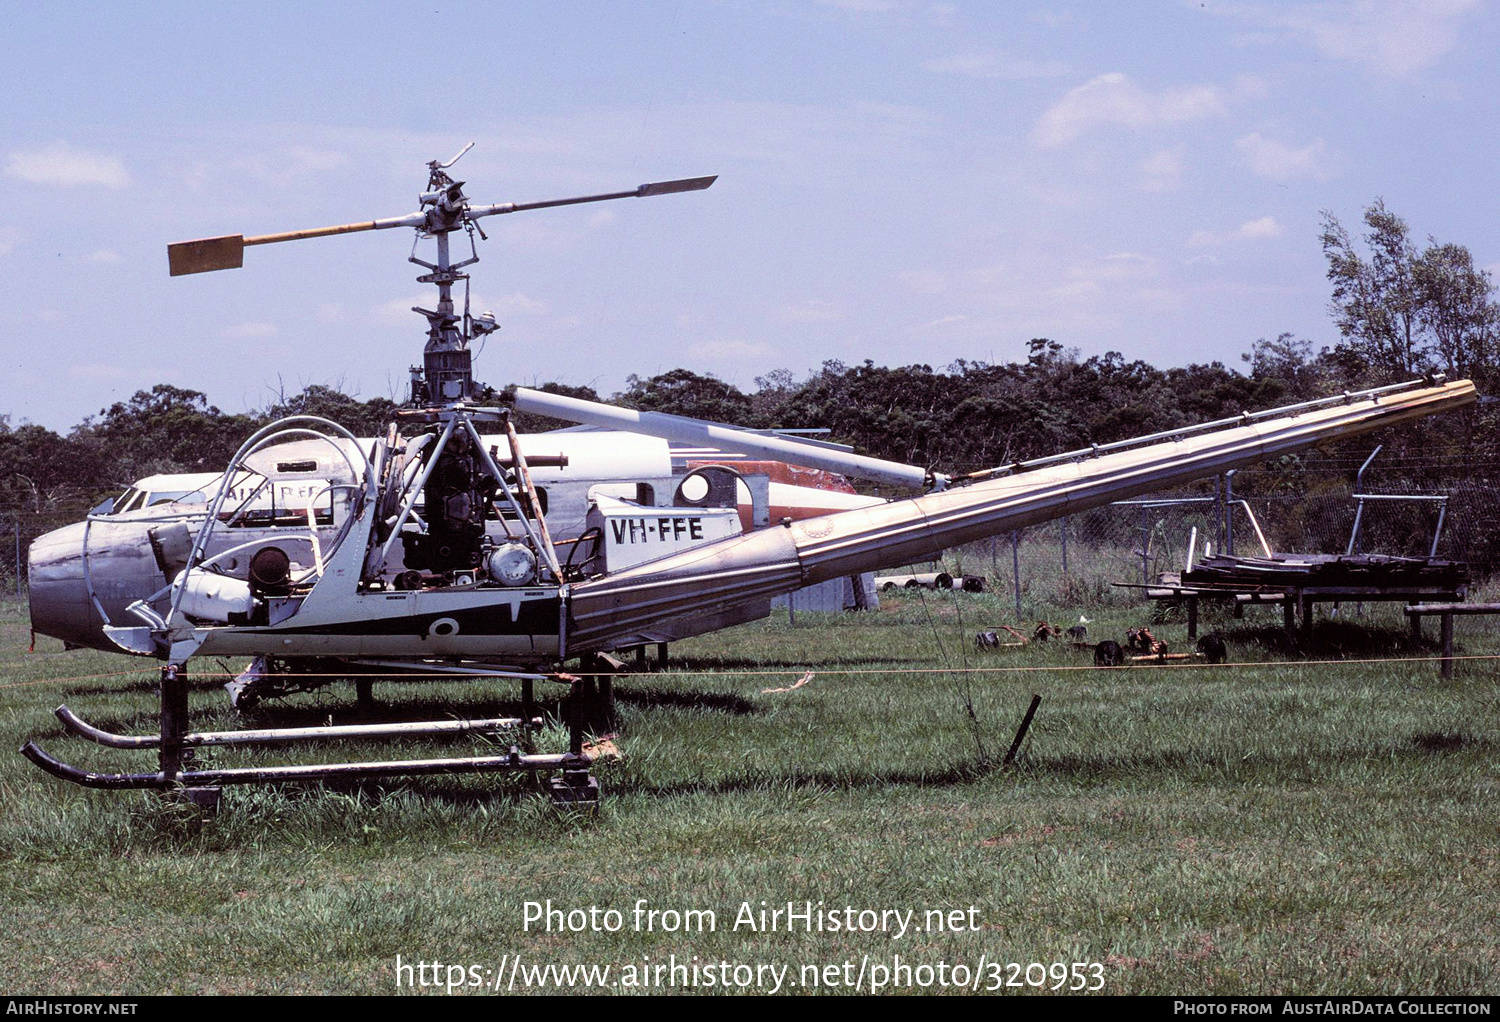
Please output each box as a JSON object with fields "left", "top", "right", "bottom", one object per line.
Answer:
{"left": 158, "top": 665, "right": 221, "bottom": 810}
{"left": 549, "top": 676, "right": 602, "bottom": 807}
{"left": 576, "top": 655, "right": 619, "bottom": 733}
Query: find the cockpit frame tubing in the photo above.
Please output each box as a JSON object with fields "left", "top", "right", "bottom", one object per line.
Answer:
{"left": 166, "top": 417, "right": 373, "bottom": 628}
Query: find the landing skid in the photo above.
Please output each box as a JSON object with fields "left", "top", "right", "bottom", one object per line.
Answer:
{"left": 22, "top": 665, "right": 602, "bottom": 810}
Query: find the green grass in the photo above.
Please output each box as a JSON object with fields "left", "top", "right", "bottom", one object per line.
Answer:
{"left": 0, "top": 592, "right": 1496, "bottom": 995}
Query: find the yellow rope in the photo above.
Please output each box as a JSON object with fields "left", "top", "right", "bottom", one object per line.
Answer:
{"left": 3, "top": 652, "right": 1498, "bottom": 690}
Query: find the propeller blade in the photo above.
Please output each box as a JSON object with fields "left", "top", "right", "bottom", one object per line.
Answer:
{"left": 168, "top": 235, "right": 244, "bottom": 276}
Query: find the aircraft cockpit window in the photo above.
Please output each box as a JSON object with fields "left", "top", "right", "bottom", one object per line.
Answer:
{"left": 112, "top": 488, "right": 144, "bottom": 515}
{"left": 146, "top": 489, "right": 209, "bottom": 507}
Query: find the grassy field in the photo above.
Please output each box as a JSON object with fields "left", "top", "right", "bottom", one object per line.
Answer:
{"left": 1, "top": 590, "right": 1496, "bottom": 996}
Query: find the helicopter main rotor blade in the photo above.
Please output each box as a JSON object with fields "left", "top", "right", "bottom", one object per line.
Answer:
{"left": 168, "top": 211, "right": 426, "bottom": 275}
{"left": 166, "top": 175, "right": 714, "bottom": 275}
{"left": 468, "top": 175, "right": 716, "bottom": 220}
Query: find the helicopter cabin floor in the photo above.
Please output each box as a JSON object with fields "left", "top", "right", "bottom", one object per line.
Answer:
{"left": 0, "top": 591, "right": 1496, "bottom": 995}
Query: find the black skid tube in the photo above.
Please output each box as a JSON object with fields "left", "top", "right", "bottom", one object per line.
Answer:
{"left": 21, "top": 739, "right": 586, "bottom": 790}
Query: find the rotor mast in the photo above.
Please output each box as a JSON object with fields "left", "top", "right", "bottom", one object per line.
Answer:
{"left": 409, "top": 144, "right": 483, "bottom": 406}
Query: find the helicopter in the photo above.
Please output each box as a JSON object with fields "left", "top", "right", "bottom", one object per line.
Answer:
{"left": 19, "top": 144, "right": 1478, "bottom": 807}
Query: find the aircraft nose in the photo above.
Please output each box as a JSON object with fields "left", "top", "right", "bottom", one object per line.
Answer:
{"left": 28, "top": 519, "right": 163, "bottom": 652}
{"left": 29, "top": 522, "right": 104, "bottom": 650}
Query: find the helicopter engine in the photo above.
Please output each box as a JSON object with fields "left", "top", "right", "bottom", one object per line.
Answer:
{"left": 401, "top": 427, "right": 495, "bottom": 573}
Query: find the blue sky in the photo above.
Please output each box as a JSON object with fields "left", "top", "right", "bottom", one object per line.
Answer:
{"left": 3, "top": 1, "right": 1496, "bottom": 431}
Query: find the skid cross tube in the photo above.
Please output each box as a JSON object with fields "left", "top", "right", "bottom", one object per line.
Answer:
{"left": 22, "top": 664, "right": 600, "bottom": 801}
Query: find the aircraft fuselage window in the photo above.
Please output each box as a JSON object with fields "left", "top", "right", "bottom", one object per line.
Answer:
{"left": 218, "top": 480, "right": 337, "bottom": 528}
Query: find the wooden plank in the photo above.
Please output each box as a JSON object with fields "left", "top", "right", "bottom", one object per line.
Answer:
{"left": 1404, "top": 603, "right": 1500, "bottom": 616}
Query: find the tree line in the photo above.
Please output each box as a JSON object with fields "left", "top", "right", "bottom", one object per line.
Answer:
{"left": 3, "top": 197, "right": 1496, "bottom": 519}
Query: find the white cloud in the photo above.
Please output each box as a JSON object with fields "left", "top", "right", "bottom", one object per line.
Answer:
{"left": 1032, "top": 73, "right": 1228, "bottom": 147}
{"left": 1187, "top": 216, "right": 1286, "bottom": 247}
{"left": 900, "top": 269, "right": 948, "bottom": 295}
{"left": 779, "top": 299, "right": 843, "bottom": 323}
{"left": 1139, "top": 147, "right": 1186, "bottom": 191}
{"left": 229, "top": 146, "right": 347, "bottom": 188}
{"left": 219, "top": 322, "right": 279, "bottom": 338}
{"left": 920, "top": 314, "right": 966, "bottom": 329}
{"left": 1077, "top": 252, "right": 1156, "bottom": 282}
{"left": 1237, "top": 216, "right": 1284, "bottom": 240}
{"left": 689, "top": 339, "right": 773, "bottom": 359}
{"left": 816, "top": 0, "right": 895, "bottom": 10}
{"left": 86, "top": 249, "right": 123, "bottom": 264}
{"left": 966, "top": 250, "right": 1177, "bottom": 325}
{"left": 0, "top": 226, "right": 19, "bottom": 257}
{"left": 1235, "top": 132, "right": 1337, "bottom": 181}
{"left": 487, "top": 292, "right": 549, "bottom": 317}
{"left": 1218, "top": 0, "right": 1480, "bottom": 78}
{"left": 5, "top": 142, "right": 130, "bottom": 188}
{"left": 376, "top": 290, "right": 546, "bottom": 327}
{"left": 1031, "top": 10, "right": 1083, "bottom": 29}
{"left": 68, "top": 363, "right": 127, "bottom": 380}
{"left": 923, "top": 52, "right": 1070, "bottom": 80}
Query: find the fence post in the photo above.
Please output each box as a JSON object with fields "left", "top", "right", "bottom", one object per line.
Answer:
{"left": 1224, "top": 470, "right": 1236, "bottom": 556}
{"left": 1140, "top": 505, "right": 1149, "bottom": 584}
{"left": 1011, "top": 530, "right": 1022, "bottom": 623}
{"left": 1215, "top": 475, "right": 1224, "bottom": 553}
{"left": 1060, "top": 516, "right": 1068, "bottom": 577}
